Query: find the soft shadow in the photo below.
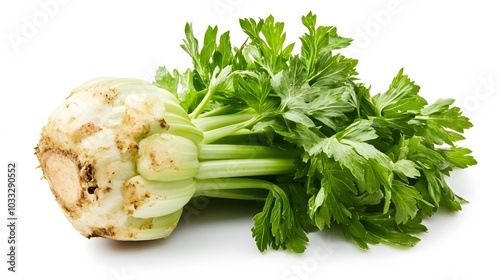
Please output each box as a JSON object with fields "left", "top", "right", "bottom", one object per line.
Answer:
{"left": 86, "top": 197, "right": 264, "bottom": 254}
{"left": 98, "top": 238, "right": 167, "bottom": 252}
{"left": 177, "top": 197, "right": 263, "bottom": 227}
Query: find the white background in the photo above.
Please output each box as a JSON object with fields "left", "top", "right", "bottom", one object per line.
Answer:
{"left": 1, "top": 0, "right": 499, "bottom": 279}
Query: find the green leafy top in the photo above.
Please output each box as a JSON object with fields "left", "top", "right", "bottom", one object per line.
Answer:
{"left": 155, "top": 12, "right": 476, "bottom": 252}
